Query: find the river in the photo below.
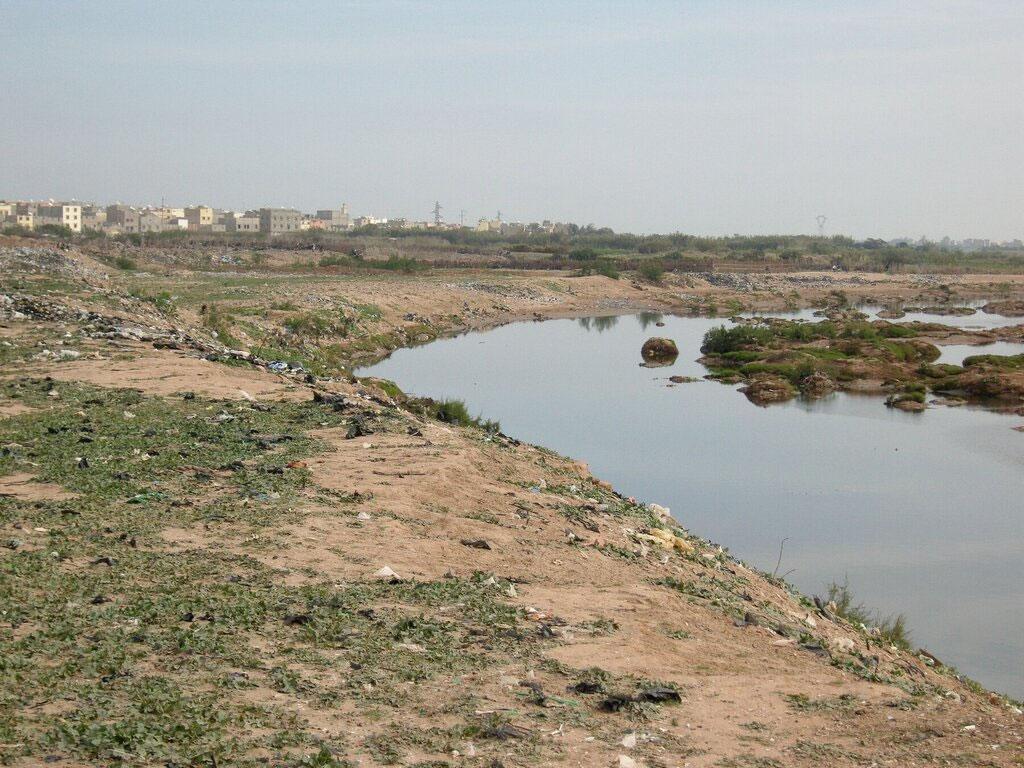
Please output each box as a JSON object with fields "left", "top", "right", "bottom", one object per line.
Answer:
{"left": 358, "top": 310, "right": 1024, "bottom": 698}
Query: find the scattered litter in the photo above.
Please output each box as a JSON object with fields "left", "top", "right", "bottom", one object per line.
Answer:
{"left": 460, "top": 538, "right": 492, "bottom": 550}
{"left": 374, "top": 565, "right": 401, "bottom": 581}
{"left": 355, "top": 511, "right": 372, "bottom": 521}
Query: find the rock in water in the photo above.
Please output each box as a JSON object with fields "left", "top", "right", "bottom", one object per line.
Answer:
{"left": 740, "top": 375, "right": 797, "bottom": 405}
{"left": 799, "top": 371, "right": 836, "bottom": 398}
{"left": 641, "top": 337, "right": 679, "bottom": 362}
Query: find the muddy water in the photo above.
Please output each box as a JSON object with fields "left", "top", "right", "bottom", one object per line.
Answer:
{"left": 358, "top": 312, "right": 1024, "bottom": 698}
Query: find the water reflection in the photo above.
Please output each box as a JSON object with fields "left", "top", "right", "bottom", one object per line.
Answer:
{"left": 637, "top": 311, "right": 665, "bottom": 330}
{"left": 577, "top": 315, "right": 620, "bottom": 332}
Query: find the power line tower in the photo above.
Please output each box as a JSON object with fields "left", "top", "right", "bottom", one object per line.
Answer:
{"left": 459, "top": 209, "right": 465, "bottom": 227}
{"left": 816, "top": 214, "right": 827, "bottom": 237}
{"left": 433, "top": 201, "right": 443, "bottom": 226}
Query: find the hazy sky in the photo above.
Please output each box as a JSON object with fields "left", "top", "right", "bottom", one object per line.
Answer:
{"left": 2, "top": 1, "right": 1021, "bottom": 239}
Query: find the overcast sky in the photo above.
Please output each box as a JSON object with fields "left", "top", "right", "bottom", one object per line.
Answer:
{"left": 1, "top": 1, "right": 1021, "bottom": 239}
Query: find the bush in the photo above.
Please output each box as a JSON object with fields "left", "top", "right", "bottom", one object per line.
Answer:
{"left": 434, "top": 398, "right": 500, "bottom": 434}
{"left": 569, "top": 247, "right": 598, "bottom": 261}
{"left": 318, "top": 254, "right": 352, "bottom": 268}
{"left": 701, "top": 325, "right": 774, "bottom": 354}
{"left": 637, "top": 259, "right": 665, "bottom": 283}
{"left": 778, "top": 320, "right": 836, "bottom": 342}
{"left": 578, "top": 259, "right": 619, "bottom": 279}
{"left": 35, "top": 224, "right": 74, "bottom": 238}
{"left": 375, "top": 255, "right": 421, "bottom": 273}
{"left": 823, "top": 580, "right": 911, "bottom": 650}
{"left": 114, "top": 256, "right": 137, "bottom": 271}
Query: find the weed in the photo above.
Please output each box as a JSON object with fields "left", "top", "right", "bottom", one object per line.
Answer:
{"left": 433, "top": 399, "right": 501, "bottom": 433}
{"left": 822, "top": 580, "right": 912, "bottom": 649}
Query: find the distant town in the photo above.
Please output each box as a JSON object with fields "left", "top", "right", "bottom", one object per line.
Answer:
{"left": 0, "top": 199, "right": 581, "bottom": 239}
{"left": 1, "top": 197, "right": 1020, "bottom": 252}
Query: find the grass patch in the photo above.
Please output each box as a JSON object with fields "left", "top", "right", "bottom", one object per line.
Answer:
{"left": 201, "top": 302, "right": 242, "bottom": 349}
{"left": 0, "top": 379, "right": 543, "bottom": 763}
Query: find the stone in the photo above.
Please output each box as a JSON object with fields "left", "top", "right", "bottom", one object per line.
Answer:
{"left": 740, "top": 375, "right": 797, "bottom": 405}
{"left": 373, "top": 566, "right": 401, "bottom": 581}
{"left": 640, "top": 337, "right": 679, "bottom": 361}
{"left": 799, "top": 370, "right": 836, "bottom": 398}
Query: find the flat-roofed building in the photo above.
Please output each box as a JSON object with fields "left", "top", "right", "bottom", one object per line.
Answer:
{"left": 185, "top": 206, "right": 213, "bottom": 231}
{"left": 315, "top": 203, "right": 350, "bottom": 231}
{"left": 36, "top": 202, "right": 82, "bottom": 232}
{"left": 81, "top": 205, "right": 105, "bottom": 231}
{"left": 259, "top": 208, "right": 301, "bottom": 234}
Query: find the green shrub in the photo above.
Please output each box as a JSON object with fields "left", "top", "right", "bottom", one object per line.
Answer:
{"left": 778, "top": 320, "right": 836, "bottom": 342}
{"left": 434, "top": 399, "right": 500, "bottom": 434}
{"left": 569, "top": 247, "right": 598, "bottom": 261}
{"left": 376, "top": 255, "right": 421, "bottom": 273}
{"left": 579, "top": 259, "right": 619, "bottom": 279}
{"left": 114, "top": 256, "right": 137, "bottom": 271}
{"left": 35, "top": 223, "right": 74, "bottom": 238}
{"left": 701, "top": 325, "right": 774, "bottom": 354}
{"left": 637, "top": 259, "right": 665, "bottom": 283}
{"left": 823, "top": 581, "right": 911, "bottom": 650}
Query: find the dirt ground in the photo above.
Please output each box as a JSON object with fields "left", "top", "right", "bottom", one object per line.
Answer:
{"left": 2, "top": 240, "right": 1022, "bottom": 767}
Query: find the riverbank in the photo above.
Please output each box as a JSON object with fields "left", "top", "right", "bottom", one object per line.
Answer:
{"left": 2, "top": 239, "right": 1022, "bottom": 766}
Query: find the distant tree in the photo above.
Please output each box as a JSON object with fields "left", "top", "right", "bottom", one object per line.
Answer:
{"left": 881, "top": 248, "right": 908, "bottom": 272}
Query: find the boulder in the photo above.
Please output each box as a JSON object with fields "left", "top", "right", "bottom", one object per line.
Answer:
{"left": 885, "top": 394, "right": 926, "bottom": 411}
{"left": 799, "top": 371, "right": 836, "bottom": 398}
{"left": 641, "top": 337, "right": 679, "bottom": 362}
{"left": 740, "top": 375, "right": 797, "bottom": 406}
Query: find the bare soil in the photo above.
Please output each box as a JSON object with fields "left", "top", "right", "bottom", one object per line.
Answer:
{"left": 1, "top": 238, "right": 1022, "bottom": 767}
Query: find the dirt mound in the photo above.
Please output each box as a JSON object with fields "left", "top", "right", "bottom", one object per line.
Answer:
{"left": 983, "top": 300, "right": 1024, "bottom": 316}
